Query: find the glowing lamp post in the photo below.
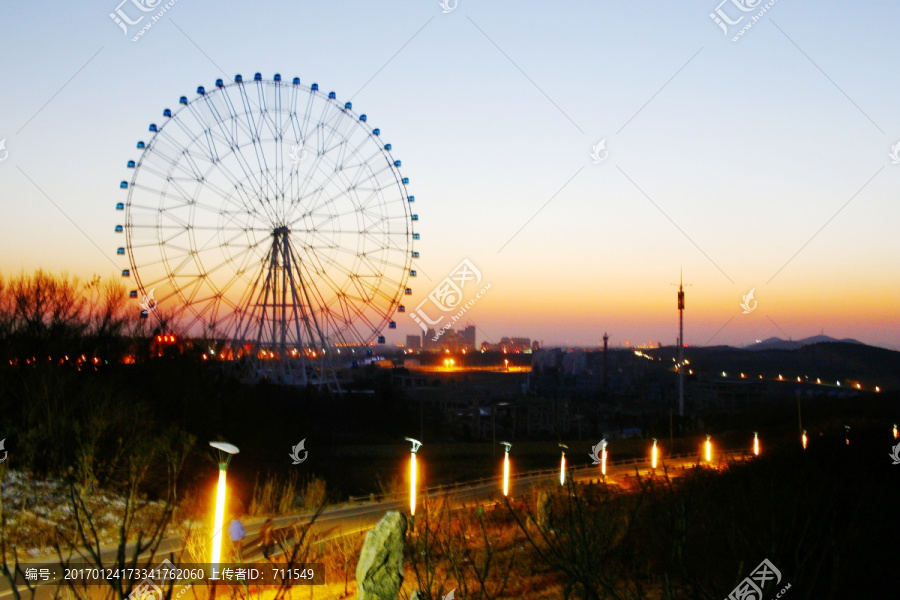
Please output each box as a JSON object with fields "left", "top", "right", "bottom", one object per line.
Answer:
{"left": 405, "top": 437, "right": 422, "bottom": 515}
{"left": 753, "top": 432, "right": 760, "bottom": 456}
{"left": 801, "top": 429, "right": 808, "bottom": 450}
{"left": 559, "top": 444, "right": 568, "bottom": 486}
{"left": 651, "top": 438, "right": 658, "bottom": 470}
{"left": 894, "top": 424, "right": 898, "bottom": 440}
{"left": 704, "top": 435, "right": 712, "bottom": 463}
{"left": 209, "top": 441, "right": 239, "bottom": 571}
{"left": 501, "top": 441, "right": 512, "bottom": 497}
{"left": 600, "top": 439, "right": 608, "bottom": 477}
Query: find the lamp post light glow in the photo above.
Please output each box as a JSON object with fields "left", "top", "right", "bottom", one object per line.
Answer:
{"left": 753, "top": 432, "right": 760, "bottom": 456}
{"left": 704, "top": 435, "right": 712, "bottom": 463}
{"left": 208, "top": 441, "right": 239, "bottom": 570}
{"left": 405, "top": 437, "right": 422, "bottom": 515}
{"left": 651, "top": 438, "right": 658, "bottom": 470}
{"left": 801, "top": 429, "right": 808, "bottom": 450}
{"left": 894, "top": 424, "right": 898, "bottom": 440}
{"left": 559, "top": 443, "right": 568, "bottom": 486}
{"left": 600, "top": 439, "right": 608, "bottom": 477}
{"left": 501, "top": 442, "right": 512, "bottom": 496}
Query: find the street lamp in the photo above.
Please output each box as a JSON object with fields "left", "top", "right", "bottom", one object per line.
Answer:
{"left": 753, "top": 432, "right": 760, "bottom": 456}
{"left": 894, "top": 424, "right": 898, "bottom": 440}
{"left": 559, "top": 443, "right": 568, "bottom": 486}
{"left": 651, "top": 438, "right": 658, "bottom": 470}
{"left": 500, "top": 441, "right": 512, "bottom": 497}
{"left": 704, "top": 435, "right": 712, "bottom": 463}
{"left": 405, "top": 437, "right": 422, "bottom": 515}
{"left": 599, "top": 439, "right": 608, "bottom": 477}
{"left": 801, "top": 429, "right": 808, "bottom": 450}
{"left": 209, "top": 441, "right": 239, "bottom": 570}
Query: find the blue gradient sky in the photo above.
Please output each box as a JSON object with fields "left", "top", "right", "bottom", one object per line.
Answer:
{"left": 1, "top": 0, "right": 898, "bottom": 349}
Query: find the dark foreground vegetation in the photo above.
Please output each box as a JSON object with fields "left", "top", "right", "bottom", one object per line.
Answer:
{"left": 406, "top": 423, "right": 895, "bottom": 600}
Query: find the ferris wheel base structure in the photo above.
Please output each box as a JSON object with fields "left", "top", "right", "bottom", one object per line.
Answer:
{"left": 116, "top": 72, "right": 418, "bottom": 391}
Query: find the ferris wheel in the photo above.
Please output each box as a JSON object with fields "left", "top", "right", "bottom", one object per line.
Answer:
{"left": 115, "top": 72, "right": 418, "bottom": 385}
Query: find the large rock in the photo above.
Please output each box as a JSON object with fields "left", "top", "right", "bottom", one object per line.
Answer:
{"left": 356, "top": 511, "right": 408, "bottom": 600}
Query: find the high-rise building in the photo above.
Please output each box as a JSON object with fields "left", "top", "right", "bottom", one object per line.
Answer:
{"left": 424, "top": 328, "right": 438, "bottom": 350}
{"left": 462, "top": 325, "right": 476, "bottom": 349}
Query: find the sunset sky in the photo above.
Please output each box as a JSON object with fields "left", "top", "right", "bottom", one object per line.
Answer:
{"left": 1, "top": 0, "right": 898, "bottom": 349}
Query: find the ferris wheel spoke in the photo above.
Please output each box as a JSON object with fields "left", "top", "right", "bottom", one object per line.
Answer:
{"left": 184, "top": 153, "right": 264, "bottom": 215}
{"left": 146, "top": 146, "right": 261, "bottom": 220}
{"left": 204, "top": 99, "right": 281, "bottom": 224}
{"left": 235, "top": 84, "right": 273, "bottom": 194}
{"left": 297, "top": 162, "right": 396, "bottom": 223}
{"left": 333, "top": 288, "right": 384, "bottom": 338}
{"left": 292, "top": 251, "right": 369, "bottom": 346}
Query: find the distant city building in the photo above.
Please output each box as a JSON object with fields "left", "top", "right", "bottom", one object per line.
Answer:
{"left": 424, "top": 328, "right": 438, "bottom": 351}
{"left": 406, "top": 335, "right": 421, "bottom": 350}
{"left": 500, "top": 337, "right": 531, "bottom": 353}
{"left": 422, "top": 324, "right": 476, "bottom": 353}
{"left": 532, "top": 340, "right": 541, "bottom": 351}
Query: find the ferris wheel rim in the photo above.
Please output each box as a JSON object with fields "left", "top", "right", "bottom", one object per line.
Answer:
{"left": 120, "top": 73, "right": 417, "bottom": 349}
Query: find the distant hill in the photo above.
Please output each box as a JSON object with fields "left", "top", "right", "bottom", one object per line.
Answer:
{"left": 745, "top": 335, "right": 865, "bottom": 351}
